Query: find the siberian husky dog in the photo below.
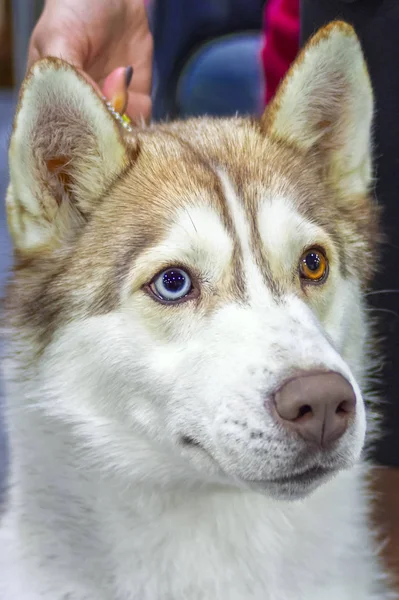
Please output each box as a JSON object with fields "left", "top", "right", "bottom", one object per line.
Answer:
{"left": 0, "top": 21, "right": 396, "bottom": 600}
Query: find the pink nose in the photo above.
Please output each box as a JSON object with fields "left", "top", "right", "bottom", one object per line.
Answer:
{"left": 272, "top": 371, "right": 356, "bottom": 447}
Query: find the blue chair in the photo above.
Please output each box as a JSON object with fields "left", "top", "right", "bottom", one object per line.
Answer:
{"left": 151, "top": 0, "right": 265, "bottom": 120}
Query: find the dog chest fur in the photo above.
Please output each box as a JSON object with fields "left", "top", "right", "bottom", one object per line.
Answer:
{"left": 0, "top": 434, "right": 387, "bottom": 599}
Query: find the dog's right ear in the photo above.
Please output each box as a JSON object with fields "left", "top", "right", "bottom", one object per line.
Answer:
{"left": 262, "top": 22, "right": 373, "bottom": 200}
{"left": 7, "top": 58, "right": 132, "bottom": 253}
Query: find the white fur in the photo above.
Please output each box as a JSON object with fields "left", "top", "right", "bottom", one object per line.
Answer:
{"left": 123, "top": 204, "right": 234, "bottom": 297}
{"left": 0, "top": 23, "right": 396, "bottom": 600}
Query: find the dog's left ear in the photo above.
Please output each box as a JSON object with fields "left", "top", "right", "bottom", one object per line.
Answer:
{"left": 262, "top": 21, "right": 373, "bottom": 197}
{"left": 7, "top": 58, "right": 132, "bottom": 253}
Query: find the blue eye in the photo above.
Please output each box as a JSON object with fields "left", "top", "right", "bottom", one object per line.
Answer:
{"left": 151, "top": 268, "right": 192, "bottom": 302}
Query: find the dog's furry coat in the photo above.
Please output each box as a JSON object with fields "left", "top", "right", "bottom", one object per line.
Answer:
{"left": 0, "top": 21, "right": 396, "bottom": 599}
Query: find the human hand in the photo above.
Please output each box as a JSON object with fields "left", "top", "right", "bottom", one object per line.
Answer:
{"left": 27, "top": 0, "right": 153, "bottom": 121}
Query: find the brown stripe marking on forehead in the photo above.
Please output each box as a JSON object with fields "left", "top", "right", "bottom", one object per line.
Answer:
{"left": 150, "top": 131, "right": 248, "bottom": 303}
{"left": 167, "top": 120, "right": 283, "bottom": 299}
{"left": 214, "top": 168, "right": 275, "bottom": 304}
{"left": 159, "top": 131, "right": 241, "bottom": 234}
{"left": 248, "top": 205, "right": 283, "bottom": 298}
{"left": 215, "top": 160, "right": 284, "bottom": 298}
{"left": 204, "top": 166, "right": 247, "bottom": 303}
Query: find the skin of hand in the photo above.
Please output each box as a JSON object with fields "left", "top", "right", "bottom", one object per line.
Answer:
{"left": 27, "top": 0, "right": 153, "bottom": 121}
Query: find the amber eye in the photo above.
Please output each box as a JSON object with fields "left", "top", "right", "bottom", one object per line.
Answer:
{"left": 299, "top": 248, "right": 328, "bottom": 283}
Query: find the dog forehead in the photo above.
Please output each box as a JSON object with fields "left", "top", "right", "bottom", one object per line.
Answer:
{"left": 102, "top": 119, "right": 319, "bottom": 236}
{"left": 119, "top": 119, "right": 377, "bottom": 285}
{"left": 87, "top": 120, "right": 334, "bottom": 290}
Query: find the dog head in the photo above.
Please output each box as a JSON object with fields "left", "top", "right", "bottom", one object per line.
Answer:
{"left": 5, "top": 22, "right": 378, "bottom": 499}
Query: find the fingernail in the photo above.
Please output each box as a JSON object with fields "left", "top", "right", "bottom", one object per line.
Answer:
{"left": 125, "top": 66, "right": 133, "bottom": 88}
{"left": 115, "top": 95, "right": 126, "bottom": 114}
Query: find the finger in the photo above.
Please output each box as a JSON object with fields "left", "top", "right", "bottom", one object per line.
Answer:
{"left": 28, "top": 38, "right": 151, "bottom": 122}
{"left": 102, "top": 66, "right": 133, "bottom": 114}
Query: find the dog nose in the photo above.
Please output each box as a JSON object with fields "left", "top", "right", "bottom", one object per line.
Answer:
{"left": 273, "top": 372, "right": 356, "bottom": 447}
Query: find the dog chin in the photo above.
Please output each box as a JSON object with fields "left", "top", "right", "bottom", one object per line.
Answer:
{"left": 179, "top": 436, "right": 345, "bottom": 499}
{"left": 243, "top": 466, "right": 340, "bottom": 500}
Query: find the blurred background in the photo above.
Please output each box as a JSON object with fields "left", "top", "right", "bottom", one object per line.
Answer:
{"left": 0, "top": 0, "right": 14, "bottom": 505}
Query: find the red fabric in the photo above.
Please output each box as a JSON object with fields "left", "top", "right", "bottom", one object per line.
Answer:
{"left": 261, "top": 0, "right": 300, "bottom": 104}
